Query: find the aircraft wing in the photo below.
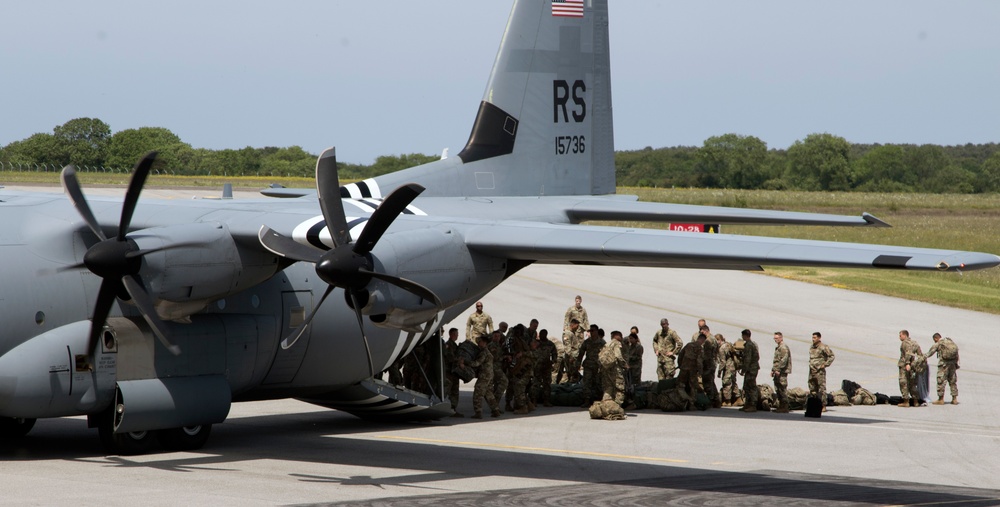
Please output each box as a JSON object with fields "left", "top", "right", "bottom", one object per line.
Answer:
{"left": 565, "top": 197, "right": 889, "bottom": 227}
{"left": 461, "top": 221, "right": 1000, "bottom": 272}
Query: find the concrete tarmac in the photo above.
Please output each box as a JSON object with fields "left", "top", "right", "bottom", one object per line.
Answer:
{"left": 2, "top": 186, "right": 999, "bottom": 505}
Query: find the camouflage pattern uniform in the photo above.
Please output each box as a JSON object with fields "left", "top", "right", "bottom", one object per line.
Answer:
{"left": 564, "top": 304, "right": 589, "bottom": 332}
{"left": 741, "top": 339, "right": 760, "bottom": 410}
{"left": 701, "top": 333, "right": 720, "bottom": 407}
{"left": 898, "top": 337, "right": 922, "bottom": 403}
{"left": 808, "top": 342, "right": 835, "bottom": 408}
{"left": 488, "top": 339, "right": 508, "bottom": 408}
{"left": 465, "top": 311, "right": 494, "bottom": 342}
{"left": 443, "top": 338, "right": 461, "bottom": 411}
{"left": 652, "top": 327, "right": 684, "bottom": 379}
{"left": 717, "top": 337, "right": 738, "bottom": 405}
{"left": 559, "top": 325, "right": 585, "bottom": 383}
{"left": 467, "top": 345, "right": 500, "bottom": 417}
{"left": 926, "top": 337, "right": 959, "bottom": 402}
{"left": 509, "top": 348, "right": 535, "bottom": 413}
{"left": 627, "top": 340, "right": 643, "bottom": 383}
{"left": 772, "top": 342, "right": 791, "bottom": 410}
{"left": 532, "top": 339, "right": 558, "bottom": 406}
{"left": 676, "top": 341, "right": 704, "bottom": 396}
{"left": 599, "top": 339, "right": 627, "bottom": 405}
{"left": 577, "top": 334, "right": 606, "bottom": 404}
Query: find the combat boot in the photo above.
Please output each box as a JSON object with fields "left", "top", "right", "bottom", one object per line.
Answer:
{"left": 491, "top": 410, "right": 501, "bottom": 417}
{"left": 951, "top": 397, "right": 959, "bottom": 405}
{"left": 897, "top": 400, "right": 910, "bottom": 407}
{"left": 513, "top": 407, "right": 528, "bottom": 415}
{"left": 471, "top": 412, "right": 483, "bottom": 419}
{"left": 932, "top": 398, "right": 945, "bottom": 405}
{"left": 774, "top": 403, "right": 789, "bottom": 414}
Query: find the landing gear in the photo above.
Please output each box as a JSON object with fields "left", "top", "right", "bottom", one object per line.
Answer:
{"left": 157, "top": 425, "right": 212, "bottom": 452}
{"left": 95, "top": 407, "right": 156, "bottom": 455}
{"left": 0, "top": 417, "right": 36, "bottom": 438}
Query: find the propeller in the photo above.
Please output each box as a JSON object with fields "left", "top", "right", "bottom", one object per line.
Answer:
{"left": 61, "top": 152, "right": 181, "bottom": 362}
{"left": 258, "top": 148, "right": 442, "bottom": 376}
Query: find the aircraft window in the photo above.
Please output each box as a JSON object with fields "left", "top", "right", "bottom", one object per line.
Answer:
{"left": 251, "top": 295, "right": 260, "bottom": 308}
{"left": 34, "top": 311, "right": 44, "bottom": 325}
{"left": 217, "top": 299, "right": 226, "bottom": 310}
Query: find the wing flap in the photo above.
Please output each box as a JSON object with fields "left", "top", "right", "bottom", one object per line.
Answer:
{"left": 463, "top": 222, "right": 1000, "bottom": 272}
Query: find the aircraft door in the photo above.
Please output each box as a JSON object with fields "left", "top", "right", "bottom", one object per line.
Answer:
{"left": 262, "top": 291, "right": 312, "bottom": 385}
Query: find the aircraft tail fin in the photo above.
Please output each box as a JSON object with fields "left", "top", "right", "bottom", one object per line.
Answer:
{"left": 362, "top": 0, "right": 614, "bottom": 198}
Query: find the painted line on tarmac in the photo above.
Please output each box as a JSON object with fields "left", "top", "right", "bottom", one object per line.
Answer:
{"left": 375, "top": 435, "right": 688, "bottom": 464}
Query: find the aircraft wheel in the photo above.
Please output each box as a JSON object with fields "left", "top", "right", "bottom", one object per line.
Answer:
{"left": 96, "top": 411, "right": 157, "bottom": 455}
{"left": 0, "top": 417, "right": 36, "bottom": 438}
{"left": 157, "top": 425, "right": 212, "bottom": 452}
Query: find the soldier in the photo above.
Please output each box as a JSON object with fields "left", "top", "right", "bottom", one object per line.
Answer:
{"left": 676, "top": 333, "right": 705, "bottom": 397}
{"left": 503, "top": 324, "right": 528, "bottom": 411}
{"left": 509, "top": 332, "right": 535, "bottom": 414}
{"left": 532, "top": 329, "right": 558, "bottom": 407}
{"left": 526, "top": 318, "right": 540, "bottom": 341}
{"left": 577, "top": 325, "right": 606, "bottom": 406}
{"left": 716, "top": 334, "right": 738, "bottom": 406}
{"left": 652, "top": 318, "right": 684, "bottom": 379}
{"left": 808, "top": 331, "right": 835, "bottom": 412}
{"left": 739, "top": 329, "right": 760, "bottom": 412}
{"left": 599, "top": 330, "right": 628, "bottom": 405}
{"left": 698, "top": 324, "right": 720, "bottom": 408}
{"left": 558, "top": 319, "right": 585, "bottom": 384}
{"left": 489, "top": 330, "right": 508, "bottom": 411}
{"left": 897, "top": 329, "right": 922, "bottom": 407}
{"left": 465, "top": 301, "right": 494, "bottom": 342}
{"left": 564, "top": 295, "right": 589, "bottom": 332}
{"left": 926, "top": 332, "right": 960, "bottom": 405}
{"left": 771, "top": 331, "right": 791, "bottom": 413}
{"left": 626, "top": 332, "right": 643, "bottom": 383}
{"left": 460, "top": 335, "right": 502, "bottom": 419}
{"left": 443, "top": 327, "right": 463, "bottom": 417}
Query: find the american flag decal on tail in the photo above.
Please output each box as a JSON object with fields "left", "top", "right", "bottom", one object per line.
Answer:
{"left": 552, "top": 0, "right": 584, "bottom": 18}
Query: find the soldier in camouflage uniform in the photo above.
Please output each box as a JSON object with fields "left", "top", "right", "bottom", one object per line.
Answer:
{"left": 465, "top": 301, "right": 494, "bottom": 342}
{"left": 652, "top": 318, "right": 684, "bottom": 379}
{"left": 443, "top": 327, "right": 463, "bottom": 417}
{"left": 461, "top": 335, "right": 501, "bottom": 419}
{"left": 577, "top": 325, "right": 606, "bottom": 406}
{"left": 563, "top": 295, "right": 589, "bottom": 332}
{"left": 509, "top": 337, "right": 535, "bottom": 414}
{"left": 626, "top": 332, "right": 643, "bottom": 383}
{"left": 698, "top": 325, "right": 720, "bottom": 408}
{"left": 808, "top": 331, "right": 835, "bottom": 412}
{"left": 531, "top": 330, "right": 558, "bottom": 407}
{"left": 488, "top": 330, "right": 508, "bottom": 411}
{"left": 676, "top": 335, "right": 705, "bottom": 397}
{"left": 739, "top": 329, "right": 760, "bottom": 412}
{"left": 599, "top": 330, "right": 628, "bottom": 405}
{"left": 558, "top": 319, "right": 585, "bottom": 384}
{"left": 926, "top": 332, "right": 960, "bottom": 405}
{"left": 716, "top": 334, "right": 738, "bottom": 406}
{"left": 691, "top": 319, "right": 707, "bottom": 342}
{"left": 897, "top": 329, "right": 923, "bottom": 406}
{"left": 771, "top": 331, "right": 791, "bottom": 413}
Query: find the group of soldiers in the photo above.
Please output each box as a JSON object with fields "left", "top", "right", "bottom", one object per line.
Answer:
{"left": 446, "top": 297, "right": 962, "bottom": 418}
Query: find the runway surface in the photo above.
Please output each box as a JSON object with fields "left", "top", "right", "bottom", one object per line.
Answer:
{"left": 2, "top": 186, "right": 999, "bottom": 505}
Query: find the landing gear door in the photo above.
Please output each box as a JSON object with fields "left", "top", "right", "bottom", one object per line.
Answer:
{"left": 262, "top": 291, "right": 312, "bottom": 385}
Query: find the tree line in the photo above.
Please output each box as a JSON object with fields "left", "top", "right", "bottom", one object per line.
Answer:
{"left": 3, "top": 118, "right": 999, "bottom": 193}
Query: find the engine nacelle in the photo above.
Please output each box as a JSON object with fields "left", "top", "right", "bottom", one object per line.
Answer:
{"left": 356, "top": 227, "right": 477, "bottom": 330}
{"left": 132, "top": 222, "right": 277, "bottom": 319}
{"left": 112, "top": 376, "right": 230, "bottom": 433}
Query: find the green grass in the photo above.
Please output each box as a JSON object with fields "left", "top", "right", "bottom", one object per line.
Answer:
{"left": 7, "top": 173, "right": 997, "bottom": 313}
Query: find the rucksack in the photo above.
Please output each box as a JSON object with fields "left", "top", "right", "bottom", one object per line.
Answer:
{"left": 912, "top": 351, "right": 927, "bottom": 374}
{"left": 940, "top": 339, "right": 959, "bottom": 361}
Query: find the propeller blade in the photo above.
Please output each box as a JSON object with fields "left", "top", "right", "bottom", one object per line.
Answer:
{"left": 258, "top": 225, "right": 324, "bottom": 263}
{"left": 86, "top": 280, "right": 120, "bottom": 358}
{"left": 122, "top": 275, "right": 181, "bottom": 355}
{"left": 315, "top": 148, "right": 352, "bottom": 248}
{"left": 353, "top": 183, "right": 424, "bottom": 255}
{"left": 61, "top": 165, "right": 107, "bottom": 241}
{"left": 360, "top": 269, "right": 442, "bottom": 308}
{"left": 118, "top": 151, "right": 158, "bottom": 241}
{"left": 348, "top": 290, "right": 376, "bottom": 378}
{"left": 281, "top": 285, "right": 334, "bottom": 349}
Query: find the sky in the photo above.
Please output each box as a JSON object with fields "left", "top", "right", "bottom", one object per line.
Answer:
{"left": 2, "top": 1, "right": 999, "bottom": 164}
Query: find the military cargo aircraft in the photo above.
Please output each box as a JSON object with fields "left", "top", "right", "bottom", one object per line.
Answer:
{"left": 2, "top": 0, "right": 998, "bottom": 455}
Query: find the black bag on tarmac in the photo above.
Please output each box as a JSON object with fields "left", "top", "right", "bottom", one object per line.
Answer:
{"left": 805, "top": 396, "right": 823, "bottom": 418}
